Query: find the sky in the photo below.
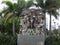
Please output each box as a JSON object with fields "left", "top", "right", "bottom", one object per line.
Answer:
{"left": 0, "top": 0, "right": 60, "bottom": 30}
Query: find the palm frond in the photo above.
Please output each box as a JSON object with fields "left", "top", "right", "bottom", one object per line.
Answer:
{"left": 25, "top": 0, "right": 33, "bottom": 8}
{"left": 2, "top": 8, "right": 13, "bottom": 17}
{"left": 0, "top": 12, "right": 2, "bottom": 16}
{"left": 45, "top": 0, "right": 59, "bottom": 9}
{"left": 4, "top": 12, "right": 13, "bottom": 23}
{"left": 2, "top": 1, "right": 14, "bottom": 10}
{"left": 48, "top": 9, "right": 59, "bottom": 19}
{"left": 51, "top": 10, "right": 59, "bottom": 19}
{"left": 13, "top": 3, "right": 18, "bottom": 9}
{"left": 36, "top": 0, "right": 44, "bottom": 8}
{"left": 18, "top": 0, "right": 26, "bottom": 9}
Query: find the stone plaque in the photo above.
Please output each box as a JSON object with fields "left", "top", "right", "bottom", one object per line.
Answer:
{"left": 17, "top": 34, "right": 45, "bottom": 45}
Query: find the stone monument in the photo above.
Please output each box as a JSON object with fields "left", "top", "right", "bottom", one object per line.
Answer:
{"left": 17, "top": 8, "right": 45, "bottom": 45}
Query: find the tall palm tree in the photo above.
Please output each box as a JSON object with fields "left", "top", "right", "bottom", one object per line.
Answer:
{"left": 2, "top": 1, "right": 19, "bottom": 35}
{"left": 36, "top": 0, "right": 59, "bottom": 35}
{"left": 2, "top": 0, "right": 33, "bottom": 35}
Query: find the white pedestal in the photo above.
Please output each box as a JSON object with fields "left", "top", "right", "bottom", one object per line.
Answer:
{"left": 17, "top": 34, "right": 45, "bottom": 45}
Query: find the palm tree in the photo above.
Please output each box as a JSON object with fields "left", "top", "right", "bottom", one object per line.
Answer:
{"left": 2, "top": 0, "right": 33, "bottom": 35}
{"left": 0, "top": 12, "right": 3, "bottom": 32}
{"left": 2, "top": 1, "right": 19, "bottom": 35}
{"left": 36, "top": 0, "right": 59, "bottom": 35}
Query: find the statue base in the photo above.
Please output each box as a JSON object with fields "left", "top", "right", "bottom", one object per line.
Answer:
{"left": 17, "top": 34, "right": 45, "bottom": 45}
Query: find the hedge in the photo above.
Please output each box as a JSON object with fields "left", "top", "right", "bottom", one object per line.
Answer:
{"left": 45, "top": 35, "right": 60, "bottom": 45}
{"left": 0, "top": 33, "right": 17, "bottom": 45}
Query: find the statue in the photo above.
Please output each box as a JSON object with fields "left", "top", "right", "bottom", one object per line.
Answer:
{"left": 19, "top": 9, "right": 45, "bottom": 35}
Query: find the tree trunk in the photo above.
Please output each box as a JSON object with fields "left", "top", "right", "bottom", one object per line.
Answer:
{"left": 43, "top": 13, "right": 46, "bottom": 44}
{"left": 12, "top": 10, "right": 15, "bottom": 36}
{"left": 13, "top": 17, "right": 15, "bottom": 35}
{"left": 49, "top": 14, "right": 51, "bottom": 36}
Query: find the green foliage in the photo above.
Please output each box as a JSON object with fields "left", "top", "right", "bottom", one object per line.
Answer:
{"left": 0, "top": 0, "right": 34, "bottom": 35}
{"left": 0, "top": 33, "right": 17, "bottom": 45}
{"left": 18, "top": 0, "right": 33, "bottom": 9}
{"left": 0, "top": 16, "right": 20, "bottom": 35}
{"left": 2, "top": 1, "right": 14, "bottom": 10}
{"left": 36, "top": 0, "right": 59, "bottom": 18}
{"left": 25, "top": 0, "right": 33, "bottom": 8}
{"left": 36, "top": 0, "right": 44, "bottom": 8}
{"left": 45, "top": 35, "right": 60, "bottom": 45}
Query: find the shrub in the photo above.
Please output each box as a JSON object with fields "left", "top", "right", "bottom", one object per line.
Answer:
{"left": 45, "top": 35, "right": 60, "bottom": 45}
{"left": 0, "top": 33, "right": 17, "bottom": 45}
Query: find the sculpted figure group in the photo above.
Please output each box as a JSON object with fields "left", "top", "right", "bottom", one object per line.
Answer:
{"left": 19, "top": 9, "right": 45, "bottom": 35}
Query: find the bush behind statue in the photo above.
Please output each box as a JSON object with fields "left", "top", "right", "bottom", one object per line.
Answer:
{"left": 45, "top": 35, "right": 60, "bottom": 45}
{"left": 0, "top": 33, "right": 17, "bottom": 45}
